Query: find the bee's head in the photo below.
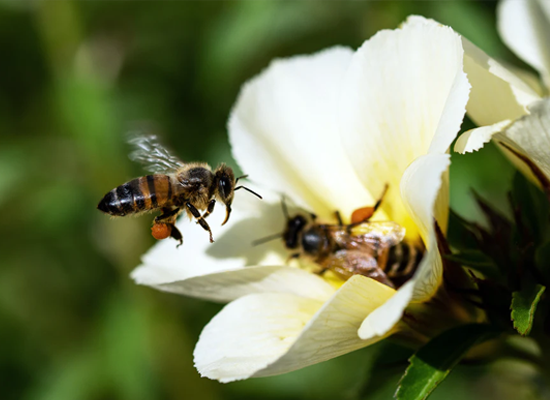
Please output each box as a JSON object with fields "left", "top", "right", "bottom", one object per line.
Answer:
{"left": 214, "top": 165, "right": 262, "bottom": 226}
{"left": 282, "top": 215, "right": 308, "bottom": 249}
{"left": 301, "top": 226, "right": 325, "bottom": 256}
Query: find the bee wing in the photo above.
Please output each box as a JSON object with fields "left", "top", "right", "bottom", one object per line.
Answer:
{"left": 322, "top": 250, "right": 394, "bottom": 287}
{"left": 329, "top": 221, "right": 406, "bottom": 252}
{"left": 128, "top": 134, "right": 185, "bottom": 173}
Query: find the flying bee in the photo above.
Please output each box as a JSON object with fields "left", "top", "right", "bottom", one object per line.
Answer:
{"left": 256, "top": 188, "right": 423, "bottom": 288}
{"left": 97, "top": 134, "right": 262, "bottom": 246}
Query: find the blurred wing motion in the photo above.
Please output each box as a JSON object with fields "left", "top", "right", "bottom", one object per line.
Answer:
{"left": 330, "top": 221, "right": 406, "bottom": 253}
{"left": 128, "top": 134, "right": 185, "bottom": 173}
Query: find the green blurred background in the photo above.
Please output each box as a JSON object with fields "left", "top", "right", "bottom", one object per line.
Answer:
{"left": 1, "top": 1, "right": 543, "bottom": 399}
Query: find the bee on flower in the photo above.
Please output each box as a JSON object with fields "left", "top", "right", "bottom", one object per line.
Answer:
{"left": 131, "top": 16, "right": 472, "bottom": 382}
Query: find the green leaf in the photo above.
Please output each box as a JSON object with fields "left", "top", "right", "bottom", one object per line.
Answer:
{"left": 511, "top": 284, "right": 546, "bottom": 336}
{"left": 443, "top": 250, "right": 498, "bottom": 278}
{"left": 446, "top": 210, "right": 479, "bottom": 251}
{"left": 511, "top": 172, "right": 550, "bottom": 245}
{"left": 357, "top": 343, "right": 413, "bottom": 399}
{"left": 395, "top": 324, "right": 500, "bottom": 400}
{"left": 535, "top": 241, "right": 550, "bottom": 280}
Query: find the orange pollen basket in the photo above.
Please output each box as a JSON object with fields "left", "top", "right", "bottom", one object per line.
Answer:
{"left": 151, "top": 223, "right": 171, "bottom": 240}
{"left": 350, "top": 207, "right": 375, "bottom": 224}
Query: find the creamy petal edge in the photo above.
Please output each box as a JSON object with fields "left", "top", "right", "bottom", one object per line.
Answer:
{"left": 194, "top": 276, "right": 395, "bottom": 382}
{"left": 359, "top": 154, "right": 450, "bottom": 340}
{"left": 497, "top": 0, "right": 550, "bottom": 88}
{"left": 454, "top": 120, "right": 513, "bottom": 154}
{"left": 497, "top": 98, "right": 550, "bottom": 181}
{"left": 228, "top": 46, "right": 374, "bottom": 220}
{"left": 462, "top": 36, "right": 540, "bottom": 128}
{"left": 339, "top": 15, "right": 468, "bottom": 238}
{"left": 456, "top": 99, "right": 550, "bottom": 184}
{"left": 133, "top": 265, "right": 335, "bottom": 303}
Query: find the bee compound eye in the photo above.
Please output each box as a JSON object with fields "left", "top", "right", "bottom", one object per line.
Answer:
{"left": 219, "top": 176, "right": 231, "bottom": 198}
{"left": 302, "top": 230, "right": 322, "bottom": 254}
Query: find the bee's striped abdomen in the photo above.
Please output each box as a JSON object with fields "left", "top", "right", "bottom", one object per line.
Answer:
{"left": 385, "top": 242, "right": 423, "bottom": 280}
{"left": 97, "top": 175, "right": 172, "bottom": 216}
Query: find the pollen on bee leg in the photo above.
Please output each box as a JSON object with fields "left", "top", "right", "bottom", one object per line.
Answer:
{"left": 151, "top": 222, "right": 171, "bottom": 240}
{"left": 351, "top": 207, "right": 375, "bottom": 224}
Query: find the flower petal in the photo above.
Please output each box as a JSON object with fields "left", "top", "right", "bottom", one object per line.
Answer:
{"left": 339, "top": 16, "right": 469, "bottom": 237}
{"left": 497, "top": 98, "right": 550, "bottom": 181}
{"left": 359, "top": 154, "right": 449, "bottom": 339}
{"left": 454, "top": 120, "right": 513, "bottom": 154}
{"left": 194, "top": 275, "right": 395, "bottom": 382}
{"left": 131, "top": 189, "right": 288, "bottom": 290}
{"left": 135, "top": 265, "right": 335, "bottom": 303}
{"left": 498, "top": 0, "right": 550, "bottom": 88}
{"left": 228, "top": 47, "right": 374, "bottom": 220}
{"left": 462, "top": 37, "right": 540, "bottom": 128}
{"left": 400, "top": 154, "right": 449, "bottom": 299}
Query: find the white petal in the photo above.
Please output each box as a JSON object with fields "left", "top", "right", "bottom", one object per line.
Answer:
{"left": 359, "top": 154, "right": 449, "bottom": 339}
{"left": 131, "top": 189, "right": 288, "bottom": 290}
{"left": 339, "top": 16, "right": 469, "bottom": 237}
{"left": 454, "top": 120, "right": 513, "bottom": 154}
{"left": 462, "top": 37, "right": 540, "bottom": 127}
{"left": 359, "top": 280, "right": 414, "bottom": 339}
{"left": 498, "top": 0, "right": 550, "bottom": 88}
{"left": 134, "top": 265, "right": 335, "bottom": 303}
{"left": 400, "top": 154, "right": 448, "bottom": 297}
{"left": 228, "top": 47, "right": 375, "bottom": 220}
{"left": 194, "top": 293, "right": 322, "bottom": 383}
{"left": 194, "top": 276, "right": 395, "bottom": 382}
{"left": 498, "top": 98, "right": 550, "bottom": 181}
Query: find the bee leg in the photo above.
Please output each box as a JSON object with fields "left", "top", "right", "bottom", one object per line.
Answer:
{"left": 286, "top": 253, "right": 300, "bottom": 263}
{"left": 201, "top": 199, "right": 216, "bottom": 219}
{"left": 169, "top": 224, "right": 184, "bottom": 247}
{"left": 349, "top": 184, "right": 390, "bottom": 230}
{"left": 155, "top": 207, "right": 181, "bottom": 223}
{"left": 334, "top": 211, "right": 344, "bottom": 226}
{"left": 369, "top": 183, "right": 389, "bottom": 216}
{"left": 185, "top": 202, "right": 214, "bottom": 243}
{"left": 314, "top": 266, "right": 329, "bottom": 276}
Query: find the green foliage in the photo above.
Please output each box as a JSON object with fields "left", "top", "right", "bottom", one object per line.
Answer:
{"left": 395, "top": 325, "right": 501, "bottom": 400}
{"left": 511, "top": 173, "right": 550, "bottom": 245}
{"left": 444, "top": 250, "right": 498, "bottom": 279}
{"left": 511, "top": 284, "right": 546, "bottom": 336}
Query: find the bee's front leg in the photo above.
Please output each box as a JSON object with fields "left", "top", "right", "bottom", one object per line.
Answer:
{"left": 185, "top": 202, "right": 214, "bottom": 243}
{"left": 201, "top": 199, "right": 216, "bottom": 219}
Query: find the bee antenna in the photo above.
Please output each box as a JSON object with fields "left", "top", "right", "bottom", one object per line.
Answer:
{"left": 281, "top": 196, "right": 290, "bottom": 219}
{"left": 252, "top": 232, "right": 282, "bottom": 246}
{"left": 234, "top": 186, "right": 262, "bottom": 199}
{"left": 235, "top": 174, "right": 248, "bottom": 183}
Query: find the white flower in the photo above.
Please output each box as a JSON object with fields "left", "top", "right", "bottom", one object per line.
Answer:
{"left": 455, "top": 0, "right": 550, "bottom": 183}
{"left": 131, "top": 16, "right": 470, "bottom": 383}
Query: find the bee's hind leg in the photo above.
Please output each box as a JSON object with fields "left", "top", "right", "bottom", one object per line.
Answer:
{"left": 185, "top": 202, "right": 214, "bottom": 243}
{"left": 153, "top": 208, "right": 184, "bottom": 247}
{"left": 334, "top": 211, "right": 344, "bottom": 226}
{"left": 155, "top": 207, "right": 181, "bottom": 223}
{"left": 349, "top": 184, "right": 389, "bottom": 230}
{"left": 169, "top": 224, "right": 184, "bottom": 248}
